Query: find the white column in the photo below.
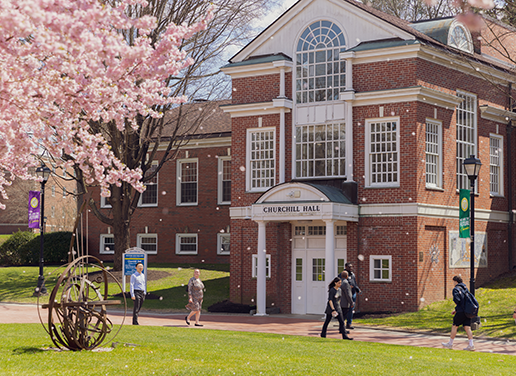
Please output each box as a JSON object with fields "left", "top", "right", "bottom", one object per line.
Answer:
{"left": 279, "top": 67, "right": 286, "bottom": 98}
{"left": 279, "top": 107, "right": 285, "bottom": 183}
{"left": 256, "top": 220, "right": 268, "bottom": 316}
{"left": 324, "top": 219, "right": 336, "bottom": 284}
{"left": 344, "top": 52, "right": 355, "bottom": 91}
{"left": 345, "top": 101, "right": 354, "bottom": 180}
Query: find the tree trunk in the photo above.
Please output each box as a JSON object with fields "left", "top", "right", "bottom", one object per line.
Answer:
{"left": 112, "top": 217, "right": 131, "bottom": 271}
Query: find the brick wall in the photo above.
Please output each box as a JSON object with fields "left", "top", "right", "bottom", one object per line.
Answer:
{"left": 88, "top": 145, "right": 231, "bottom": 265}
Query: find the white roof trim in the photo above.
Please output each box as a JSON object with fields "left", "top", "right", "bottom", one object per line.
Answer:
{"left": 360, "top": 203, "right": 509, "bottom": 222}
{"left": 231, "top": 0, "right": 415, "bottom": 63}
{"left": 221, "top": 100, "right": 292, "bottom": 118}
{"left": 346, "top": 86, "right": 463, "bottom": 108}
{"left": 221, "top": 61, "right": 293, "bottom": 79}
{"left": 479, "top": 105, "right": 516, "bottom": 124}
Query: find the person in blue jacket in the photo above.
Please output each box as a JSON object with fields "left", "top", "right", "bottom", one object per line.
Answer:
{"left": 441, "top": 275, "right": 475, "bottom": 351}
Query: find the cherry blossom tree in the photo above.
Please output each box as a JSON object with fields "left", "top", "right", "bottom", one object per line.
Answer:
{"left": 0, "top": 0, "right": 209, "bottom": 206}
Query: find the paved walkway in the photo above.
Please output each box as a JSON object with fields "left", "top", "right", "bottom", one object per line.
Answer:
{"left": 1, "top": 302, "right": 515, "bottom": 355}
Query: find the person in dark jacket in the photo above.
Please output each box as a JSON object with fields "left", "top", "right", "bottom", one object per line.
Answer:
{"left": 442, "top": 275, "right": 475, "bottom": 351}
{"left": 339, "top": 270, "right": 354, "bottom": 330}
{"left": 344, "top": 262, "right": 360, "bottom": 329}
{"left": 320, "top": 277, "right": 352, "bottom": 340}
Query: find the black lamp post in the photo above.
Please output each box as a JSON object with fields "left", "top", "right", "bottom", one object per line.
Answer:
{"left": 33, "top": 165, "right": 51, "bottom": 296}
{"left": 463, "top": 155, "right": 482, "bottom": 296}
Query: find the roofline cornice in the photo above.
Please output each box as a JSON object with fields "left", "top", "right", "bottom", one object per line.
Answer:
{"left": 220, "top": 60, "right": 293, "bottom": 79}
{"left": 221, "top": 100, "right": 293, "bottom": 118}
{"left": 345, "top": 86, "right": 463, "bottom": 109}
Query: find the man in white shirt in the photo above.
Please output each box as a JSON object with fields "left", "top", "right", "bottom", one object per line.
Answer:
{"left": 130, "top": 262, "right": 146, "bottom": 325}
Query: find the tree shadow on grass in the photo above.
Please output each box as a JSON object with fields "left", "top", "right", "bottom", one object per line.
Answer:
{"left": 12, "top": 347, "right": 46, "bottom": 354}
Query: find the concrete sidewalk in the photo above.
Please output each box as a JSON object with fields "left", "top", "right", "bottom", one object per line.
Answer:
{"left": 1, "top": 302, "right": 515, "bottom": 355}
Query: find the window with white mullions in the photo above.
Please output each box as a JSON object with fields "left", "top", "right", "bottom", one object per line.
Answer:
{"left": 490, "top": 134, "right": 503, "bottom": 196}
{"left": 366, "top": 118, "right": 399, "bottom": 187}
{"left": 137, "top": 234, "right": 157, "bottom": 254}
{"left": 140, "top": 163, "right": 158, "bottom": 206}
{"left": 425, "top": 120, "right": 442, "bottom": 188}
{"left": 176, "top": 234, "right": 198, "bottom": 255}
{"left": 177, "top": 159, "right": 198, "bottom": 205}
{"left": 218, "top": 157, "right": 231, "bottom": 204}
{"left": 296, "top": 20, "right": 346, "bottom": 103}
{"left": 370, "top": 255, "right": 392, "bottom": 282}
{"left": 456, "top": 92, "right": 477, "bottom": 191}
{"left": 247, "top": 128, "right": 275, "bottom": 191}
{"left": 295, "top": 123, "right": 345, "bottom": 178}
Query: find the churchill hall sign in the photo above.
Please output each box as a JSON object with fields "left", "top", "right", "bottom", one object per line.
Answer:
{"left": 261, "top": 204, "right": 321, "bottom": 215}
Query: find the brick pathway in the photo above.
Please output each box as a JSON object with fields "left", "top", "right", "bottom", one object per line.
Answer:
{"left": 2, "top": 302, "right": 515, "bottom": 355}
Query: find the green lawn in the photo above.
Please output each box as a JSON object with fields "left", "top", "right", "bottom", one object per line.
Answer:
{"left": 355, "top": 273, "right": 516, "bottom": 339}
{"left": 0, "top": 263, "right": 229, "bottom": 311}
{"left": 0, "top": 234, "right": 10, "bottom": 245}
{"left": 2, "top": 323, "right": 515, "bottom": 375}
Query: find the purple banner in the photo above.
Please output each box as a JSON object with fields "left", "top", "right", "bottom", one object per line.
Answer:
{"left": 28, "top": 191, "right": 41, "bottom": 229}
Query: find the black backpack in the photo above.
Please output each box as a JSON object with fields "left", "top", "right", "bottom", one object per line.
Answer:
{"left": 459, "top": 285, "right": 479, "bottom": 318}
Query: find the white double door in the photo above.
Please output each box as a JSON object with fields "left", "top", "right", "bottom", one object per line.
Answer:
{"left": 291, "top": 225, "right": 346, "bottom": 315}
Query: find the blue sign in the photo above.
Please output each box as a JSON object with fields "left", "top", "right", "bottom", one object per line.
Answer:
{"left": 123, "top": 253, "right": 145, "bottom": 276}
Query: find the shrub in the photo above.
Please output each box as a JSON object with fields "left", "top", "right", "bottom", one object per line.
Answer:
{"left": 18, "top": 231, "right": 73, "bottom": 265}
{"left": 0, "top": 231, "right": 36, "bottom": 266}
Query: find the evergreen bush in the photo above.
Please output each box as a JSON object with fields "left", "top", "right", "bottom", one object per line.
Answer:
{"left": 18, "top": 231, "right": 73, "bottom": 265}
{"left": 0, "top": 231, "right": 36, "bottom": 266}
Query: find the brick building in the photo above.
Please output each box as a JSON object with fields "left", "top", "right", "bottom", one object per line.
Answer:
{"left": 87, "top": 100, "right": 232, "bottom": 265}
{"left": 220, "top": 0, "right": 516, "bottom": 315}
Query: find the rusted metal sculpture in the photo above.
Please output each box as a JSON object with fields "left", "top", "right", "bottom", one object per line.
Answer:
{"left": 38, "top": 194, "right": 126, "bottom": 350}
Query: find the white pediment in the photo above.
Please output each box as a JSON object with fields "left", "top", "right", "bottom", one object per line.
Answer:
{"left": 256, "top": 182, "right": 330, "bottom": 203}
{"left": 232, "top": 0, "right": 415, "bottom": 63}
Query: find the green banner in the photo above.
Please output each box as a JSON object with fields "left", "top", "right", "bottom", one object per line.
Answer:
{"left": 459, "top": 189, "right": 470, "bottom": 238}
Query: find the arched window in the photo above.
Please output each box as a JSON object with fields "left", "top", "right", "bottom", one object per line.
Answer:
{"left": 296, "top": 21, "right": 346, "bottom": 103}
{"left": 448, "top": 20, "right": 473, "bottom": 54}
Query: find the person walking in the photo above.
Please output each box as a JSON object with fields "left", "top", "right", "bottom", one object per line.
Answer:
{"left": 339, "top": 270, "right": 354, "bottom": 334}
{"left": 185, "top": 269, "right": 205, "bottom": 327}
{"left": 130, "top": 262, "right": 146, "bottom": 325}
{"left": 344, "top": 262, "right": 360, "bottom": 329}
{"left": 441, "top": 275, "right": 475, "bottom": 351}
{"left": 320, "top": 277, "right": 353, "bottom": 340}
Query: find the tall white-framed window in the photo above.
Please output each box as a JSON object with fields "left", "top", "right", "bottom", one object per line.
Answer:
{"left": 295, "top": 123, "right": 346, "bottom": 178}
{"left": 252, "top": 254, "right": 271, "bottom": 278}
{"left": 247, "top": 128, "right": 275, "bottom": 192}
{"left": 62, "top": 187, "right": 66, "bottom": 198}
{"left": 176, "top": 233, "right": 198, "bottom": 255}
{"left": 425, "top": 119, "right": 442, "bottom": 188}
{"left": 51, "top": 206, "right": 55, "bottom": 218}
{"left": 51, "top": 185, "right": 55, "bottom": 197}
{"left": 456, "top": 91, "right": 477, "bottom": 191}
{"left": 137, "top": 233, "right": 157, "bottom": 254}
{"left": 218, "top": 157, "right": 231, "bottom": 205}
{"left": 489, "top": 134, "right": 503, "bottom": 196}
{"left": 365, "top": 117, "right": 400, "bottom": 187}
{"left": 99, "top": 234, "right": 114, "bottom": 254}
{"left": 217, "top": 233, "right": 230, "bottom": 255}
{"left": 369, "top": 255, "right": 392, "bottom": 282}
{"left": 139, "top": 162, "right": 158, "bottom": 207}
{"left": 177, "top": 159, "right": 198, "bottom": 205}
{"left": 296, "top": 20, "right": 346, "bottom": 103}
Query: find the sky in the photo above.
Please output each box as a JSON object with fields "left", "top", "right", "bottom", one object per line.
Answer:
{"left": 256, "top": 0, "right": 299, "bottom": 31}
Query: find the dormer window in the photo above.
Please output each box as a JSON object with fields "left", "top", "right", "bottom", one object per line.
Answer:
{"left": 448, "top": 20, "right": 473, "bottom": 54}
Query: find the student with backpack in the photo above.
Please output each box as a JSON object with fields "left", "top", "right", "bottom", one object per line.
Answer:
{"left": 442, "top": 275, "right": 476, "bottom": 351}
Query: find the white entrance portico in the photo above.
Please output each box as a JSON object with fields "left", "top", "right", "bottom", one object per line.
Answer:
{"left": 231, "top": 182, "right": 358, "bottom": 315}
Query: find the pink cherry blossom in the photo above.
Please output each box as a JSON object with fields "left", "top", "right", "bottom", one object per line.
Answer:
{"left": 0, "top": 0, "right": 211, "bottom": 203}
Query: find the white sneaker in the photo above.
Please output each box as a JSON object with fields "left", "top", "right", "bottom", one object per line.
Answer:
{"left": 441, "top": 342, "right": 453, "bottom": 349}
{"left": 463, "top": 345, "right": 475, "bottom": 351}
